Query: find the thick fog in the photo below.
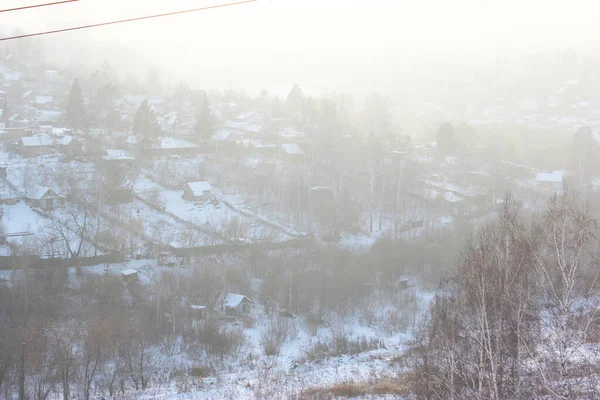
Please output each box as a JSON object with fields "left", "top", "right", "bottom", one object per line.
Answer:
{"left": 3, "top": 0, "right": 600, "bottom": 95}
{"left": 3, "top": 2, "right": 600, "bottom": 399}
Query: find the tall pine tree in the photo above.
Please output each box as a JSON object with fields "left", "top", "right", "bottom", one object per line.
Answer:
{"left": 286, "top": 83, "right": 304, "bottom": 114}
{"left": 133, "top": 100, "right": 160, "bottom": 149}
{"left": 194, "top": 94, "right": 215, "bottom": 143}
{"left": 65, "top": 79, "right": 87, "bottom": 131}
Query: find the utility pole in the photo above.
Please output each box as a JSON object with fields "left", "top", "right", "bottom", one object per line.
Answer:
{"left": 19, "top": 341, "right": 25, "bottom": 400}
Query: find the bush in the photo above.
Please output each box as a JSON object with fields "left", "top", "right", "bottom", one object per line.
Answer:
{"left": 303, "top": 332, "right": 381, "bottom": 362}
{"left": 189, "top": 364, "right": 211, "bottom": 378}
{"left": 261, "top": 317, "right": 296, "bottom": 356}
{"left": 189, "top": 318, "right": 245, "bottom": 359}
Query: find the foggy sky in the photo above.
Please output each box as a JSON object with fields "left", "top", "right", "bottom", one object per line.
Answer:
{"left": 2, "top": 0, "right": 600, "bottom": 95}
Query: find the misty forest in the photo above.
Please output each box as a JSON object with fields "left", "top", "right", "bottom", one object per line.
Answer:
{"left": 1, "top": 1, "right": 600, "bottom": 399}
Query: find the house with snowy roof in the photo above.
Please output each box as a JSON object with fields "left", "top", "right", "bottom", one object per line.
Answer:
{"left": 183, "top": 181, "right": 213, "bottom": 203}
{"left": 189, "top": 305, "right": 207, "bottom": 320}
{"left": 150, "top": 136, "right": 200, "bottom": 157}
{"left": 103, "top": 149, "right": 134, "bottom": 163}
{"left": 57, "top": 136, "right": 84, "bottom": 157}
{"left": 120, "top": 268, "right": 139, "bottom": 282}
{"left": 8, "top": 113, "right": 29, "bottom": 129}
{"left": 223, "top": 293, "right": 252, "bottom": 315}
{"left": 35, "top": 96, "right": 53, "bottom": 106}
{"left": 158, "top": 111, "right": 178, "bottom": 132}
{"left": 18, "top": 134, "right": 53, "bottom": 156}
{"left": 536, "top": 170, "right": 565, "bottom": 193}
{"left": 211, "top": 130, "right": 238, "bottom": 154}
{"left": 0, "top": 179, "right": 21, "bottom": 205}
{"left": 280, "top": 143, "right": 305, "bottom": 163}
{"left": 25, "top": 187, "right": 65, "bottom": 210}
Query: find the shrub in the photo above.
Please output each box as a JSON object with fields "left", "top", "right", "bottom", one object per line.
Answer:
{"left": 303, "top": 332, "right": 381, "bottom": 362}
{"left": 261, "top": 317, "right": 296, "bottom": 356}
{"left": 189, "top": 364, "right": 211, "bottom": 378}
{"left": 189, "top": 318, "right": 245, "bottom": 359}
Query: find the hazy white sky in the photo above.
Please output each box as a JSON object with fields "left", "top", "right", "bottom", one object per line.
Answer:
{"left": 2, "top": 0, "right": 599, "bottom": 94}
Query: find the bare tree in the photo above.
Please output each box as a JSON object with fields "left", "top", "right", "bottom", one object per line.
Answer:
{"left": 81, "top": 318, "right": 114, "bottom": 400}
{"left": 52, "top": 325, "right": 77, "bottom": 400}
{"left": 530, "top": 190, "right": 600, "bottom": 399}
{"left": 117, "top": 312, "right": 162, "bottom": 391}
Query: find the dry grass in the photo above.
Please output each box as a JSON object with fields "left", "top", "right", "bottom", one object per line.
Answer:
{"left": 297, "top": 378, "right": 411, "bottom": 399}
{"left": 189, "top": 364, "right": 211, "bottom": 378}
{"left": 371, "top": 379, "right": 409, "bottom": 396}
{"left": 329, "top": 383, "right": 368, "bottom": 397}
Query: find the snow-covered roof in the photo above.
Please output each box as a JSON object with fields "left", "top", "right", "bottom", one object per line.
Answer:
{"left": 190, "top": 305, "right": 207, "bottom": 310}
{"left": 0, "top": 66, "right": 21, "bottom": 81}
{"left": 25, "top": 186, "right": 61, "bottom": 200}
{"left": 186, "top": 181, "right": 212, "bottom": 196}
{"left": 57, "top": 136, "right": 77, "bottom": 146}
{"left": 443, "top": 191, "right": 463, "bottom": 203}
{"left": 20, "top": 135, "right": 52, "bottom": 147}
{"left": 0, "top": 180, "right": 22, "bottom": 200}
{"left": 224, "top": 293, "right": 250, "bottom": 308}
{"left": 212, "top": 130, "right": 233, "bottom": 141}
{"left": 162, "top": 112, "right": 178, "bottom": 126}
{"left": 35, "top": 96, "right": 53, "bottom": 105}
{"left": 51, "top": 128, "right": 70, "bottom": 136}
{"left": 536, "top": 171, "right": 564, "bottom": 183}
{"left": 280, "top": 143, "right": 304, "bottom": 155}
{"left": 125, "top": 135, "right": 138, "bottom": 144}
{"left": 103, "top": 149, "right": 133, "bottom": 161}
{"left": 252, "top": 140, "right": 276, "bottom": 148}
{"left": 21, "top": 90, "right": 32, "bottom": 99}
{"left": 222, "top": 121, "right": 249, "bottom": 131}
{"left": 39, "top": 111, "right": 62, "bottom": 122}
{"left": 236, "top": 110, "right": 258, "bottom": 120}
{"left": 120, "top": 268, "right": 138, "bottom": 277}
{"left": 155, "top": 137, "right": 197, "bottom": 149}
{"left": 280, "top": 127, "right": 306, "bottom": 138}
{"left": 247, "top": 125, "right": 264, "bottom": 133}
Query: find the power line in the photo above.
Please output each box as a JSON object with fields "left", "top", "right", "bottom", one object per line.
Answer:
{"left": 0, "top": 0, "right": 257, "bottom": 41}
{"left": 0, "top": 0, "right": 78, "bottom": 13}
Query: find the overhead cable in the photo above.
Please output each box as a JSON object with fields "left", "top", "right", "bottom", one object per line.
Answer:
{"left": 0, "top": 0, "right": 257, "bottom": 41}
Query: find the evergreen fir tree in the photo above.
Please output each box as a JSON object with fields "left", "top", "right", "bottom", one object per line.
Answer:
{"left": 194, "top": 94, "right": 215, "bottom": 143}
{"left": 65, "top": 79, "right": 87, "bottom": 131}
{"left": 286, "top": 83, "right": 304, "bottom": 113}
{"left": 133, "top": 100, "right": 160, "bottom": 149}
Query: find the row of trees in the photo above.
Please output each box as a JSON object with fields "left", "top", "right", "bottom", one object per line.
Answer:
{"left": 0, "top": 228, "right": 439, "bottom": 399}
{"left": 64, "top": 76, "right": 216, "bottom": 145}
{"left": 406, "top": 191, "right": 600, "bottom": 399}
{"left": 0, "top": 260, "right": 250, "bottom": 399}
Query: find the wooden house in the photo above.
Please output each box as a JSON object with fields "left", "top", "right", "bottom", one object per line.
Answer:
{"left": 120, "top": 268, "right": 139, "bottom": 282}
{"left": 223, "top": 293, "right": 252, "bottom": 315}
{"left": 25, "top": 187, "right": 65, "bottom": 210}
{"left": 18, "top": 134, "right": 53, "bottom": 157}
{"left": 280, "top": 143, "right": 305, "bottom": 163}
{"left": 57, "top": 136, "right": 84, "bottom": 157}
{"left": 183, "top": 181, "right": 213, "bottom": 203}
